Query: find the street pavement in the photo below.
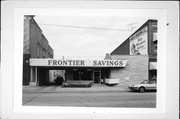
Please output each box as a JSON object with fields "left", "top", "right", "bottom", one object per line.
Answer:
{"left": 23, "top": 85, "right": 156, "bottom": 108}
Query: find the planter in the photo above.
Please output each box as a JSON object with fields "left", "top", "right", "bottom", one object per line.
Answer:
{"left": 105, "top": 79, "right": 119, "bottom": 85}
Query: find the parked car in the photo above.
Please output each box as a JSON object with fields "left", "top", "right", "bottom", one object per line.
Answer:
{"left": 128, "top": 80, "right": 157, "bottom": 93}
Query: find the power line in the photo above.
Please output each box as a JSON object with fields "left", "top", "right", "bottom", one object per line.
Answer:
{"left": 127, "top": 22, "right": 138, "bottom": 30}
{"left": 39, "top": 23, "right": 134, "bottom": 31}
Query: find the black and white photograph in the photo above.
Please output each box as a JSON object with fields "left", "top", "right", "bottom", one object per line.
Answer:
{"left": 1, "top": 1, "right": 179, "bottom": 119}
{"left": 22, "top": 15, "right": 157, "bottom": 108}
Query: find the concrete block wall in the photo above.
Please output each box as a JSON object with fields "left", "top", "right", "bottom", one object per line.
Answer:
{"left": 110, "top": 55, "right": 148, "bottom": 87}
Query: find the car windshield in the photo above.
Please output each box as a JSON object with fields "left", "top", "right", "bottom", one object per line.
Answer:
{"left": 140, "top": 80, "right": 149, "bottom": 84}
{"left": 140, "top": 80, "right": 156, "bottom": 84}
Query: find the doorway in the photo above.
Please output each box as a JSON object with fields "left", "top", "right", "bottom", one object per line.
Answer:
{"left": 93, "top": 68, "right": 101, "bottom": 84}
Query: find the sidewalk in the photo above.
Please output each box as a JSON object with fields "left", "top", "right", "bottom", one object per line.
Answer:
{"left": 23, "top": 84, "right": 129, "bottom": 93}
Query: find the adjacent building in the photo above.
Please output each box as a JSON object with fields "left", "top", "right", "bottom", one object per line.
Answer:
{"left": 110, "top": 19, "right": 157, "bottom": 82}
{"left": 23, "top": 15, "right": 54, "bottom": 85}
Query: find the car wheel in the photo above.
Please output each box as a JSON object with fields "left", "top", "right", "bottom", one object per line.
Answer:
{"left": 139, "top": 87, "right": 145, "bottom": 93}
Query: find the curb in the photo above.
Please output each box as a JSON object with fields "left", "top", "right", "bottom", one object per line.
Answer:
{"left": 23, "top": 86, "right": 129, "bottom": 93}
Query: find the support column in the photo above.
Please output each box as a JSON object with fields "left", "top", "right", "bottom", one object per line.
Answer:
{"left": 29, "top": 67, "right": 39, "bottom": 86}
{"left": 30, "top": 67, "right": 34, "bottom": 82}
{"left": 35, "top": 67, "right": 38, "bottom": 82}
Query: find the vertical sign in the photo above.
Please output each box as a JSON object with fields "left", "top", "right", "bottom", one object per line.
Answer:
{"left": 130, "top": 27, "right": 148, "bottom": 55}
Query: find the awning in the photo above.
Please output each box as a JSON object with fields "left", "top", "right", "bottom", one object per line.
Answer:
{"left": 150, "top": 62, "right": 157, "bottom": 70}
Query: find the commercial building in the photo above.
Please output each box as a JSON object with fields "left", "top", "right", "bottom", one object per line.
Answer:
{"left": 30, "top": 58, "right": 128, "bottom": 86}
{"left": 110, "top": 19, "right": 157, "bottom": 81}
{"left": 23, "top": 15, "right": 54, "bottom": 86}
{"left": 26, "top": 19, "right": 157, "bottom": 87}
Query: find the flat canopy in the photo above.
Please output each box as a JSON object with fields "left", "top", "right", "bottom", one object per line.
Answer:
{"left": 29, "top": 58, "right": 128, "bottom": 67}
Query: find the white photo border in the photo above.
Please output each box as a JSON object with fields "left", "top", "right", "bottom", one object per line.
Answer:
{"left": 1, "top": 1, "right": 179, "bottom": 119}
{"left": 14, "top": 8, "right": 166, "bottom": 113}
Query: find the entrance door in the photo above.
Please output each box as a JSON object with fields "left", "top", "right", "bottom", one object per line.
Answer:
{"left": 94, "top": 69, "right": 101, "bottom": 84}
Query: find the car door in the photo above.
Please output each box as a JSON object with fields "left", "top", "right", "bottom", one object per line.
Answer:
{"left": 148, "top": 81, "right": 156, "bottom": 90}
{"left": 143, "top": 81, "right": 151, "bottom": 90}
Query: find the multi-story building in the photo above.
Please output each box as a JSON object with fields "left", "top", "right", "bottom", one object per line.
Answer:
{"left": 110, "top": 19, "right": 157, "bottom": 81}
{"left": 23, "top": 15, "right": 54, "bottom": 85}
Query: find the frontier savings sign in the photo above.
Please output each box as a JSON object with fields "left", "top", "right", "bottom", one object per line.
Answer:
{"left": 29, "top": 59, "right": 128, "bottom": 67}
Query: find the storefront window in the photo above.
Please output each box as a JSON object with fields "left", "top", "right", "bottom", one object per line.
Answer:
{"left": 73, "top": 68, "right": 93, "bottom": 81}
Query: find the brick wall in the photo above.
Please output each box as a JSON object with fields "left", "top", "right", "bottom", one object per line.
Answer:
{"left": 24, "top": 17, "right": 30, "bottom": 54}
{"left": 24, "top": 15, "right": 53, "bottom": 58}
{"left": 29, "top": 18, "right": 42, "bottom": 58}
{"left": 110, "top": 39, "right": 130, "bottom": 55}
{"left": 110, "top": 55, "right": 148, "bottom": 87}
{"left": 148, "top": 20, "right": 157, "bottom": 56}
{"left": 23, "top": 16, "right": 54, "bottom": 85}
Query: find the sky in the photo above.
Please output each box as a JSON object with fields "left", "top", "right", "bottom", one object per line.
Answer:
{"left": 34, "top": 16, "right": 148, "bottom": 59}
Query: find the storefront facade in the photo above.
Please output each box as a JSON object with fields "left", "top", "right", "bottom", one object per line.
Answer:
{"left": 65, "top": 67, "right": 109, "bottom": 84}
{"left": 28, "top": 55, "right": 148, "bottom": 86}
{"left": 29, "top": 59, "right": 129, "bottom": 86}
